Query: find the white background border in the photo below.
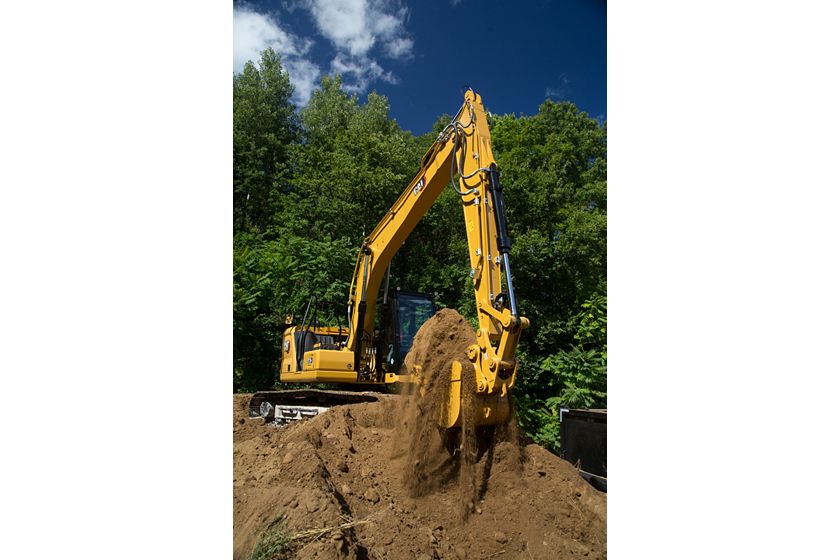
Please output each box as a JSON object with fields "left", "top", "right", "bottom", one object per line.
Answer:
{"left": 2, "top": 1, "right": 838, "bottom": 557}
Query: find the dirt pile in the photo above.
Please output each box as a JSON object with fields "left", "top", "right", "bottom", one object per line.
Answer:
{"left": 234, "top": 310, "right": 606, "bottom": 560}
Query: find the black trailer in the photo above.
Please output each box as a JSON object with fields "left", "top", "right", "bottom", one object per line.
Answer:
{"left": 560, "top": 408, "right": 607, "bottom": 492}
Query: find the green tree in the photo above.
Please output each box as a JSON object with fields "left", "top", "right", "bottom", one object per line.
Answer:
{"left": 491, "top": 101, "right": 607, "bottom": 355}
{"left": 274, "top": 76, "right": 426, "bottom": 321}
{"left": 279, "top": 76, "right": 419, "bottom": 241}
{"left": 490, "top": 101, "right": 607, "bottom": 451}
{"left": 233, "top": 48, "right": 299, "bottom": 391}
{"left": 233, "top": 48, "right": 298, "bottom": 234}
{"left": 515, "top": 291, "right": 607, "bottom": 452}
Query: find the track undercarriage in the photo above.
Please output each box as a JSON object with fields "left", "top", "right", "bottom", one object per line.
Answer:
{"left": 247, "top": 389, "right": 387, "bottom": 427}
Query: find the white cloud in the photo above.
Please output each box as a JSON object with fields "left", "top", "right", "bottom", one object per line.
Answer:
{"left": 304, "top": 0, "right": 412, "bottom": 58}
{"left": 384, "top": 36, "right": 413, "bottom": 59}
{"left": 545, "top": 72, "right": 572, "bottom": 100}
{"left": 233, "top": 7, "right": 306, "bottom": 67}
{"left": 330, "top": 53, "right": 397, "bottom": 93}
{"left": 283, "top": 58, "right": 322, "bottom": 105}
{"left": 232, "top": 2, "right": 414, "bottom": 102}
{"left": 306, "top": 0, "right": 374, "bottom": 56}
{"left": 303, "top": 0, "right": 412, "bottom": 93}
{"left": 233, "top": 7, "right": 322, "bottom": 106}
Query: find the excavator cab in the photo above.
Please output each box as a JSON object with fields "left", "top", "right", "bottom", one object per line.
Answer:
{"left": 379, "top": 289, "right": 435, "bottom": 374}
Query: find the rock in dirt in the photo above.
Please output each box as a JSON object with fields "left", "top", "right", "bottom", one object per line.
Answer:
{"left": 363, "top": 487, "right": 380, "bottom": 503}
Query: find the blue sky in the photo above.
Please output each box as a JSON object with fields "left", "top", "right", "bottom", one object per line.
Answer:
{"left": 234, "top": 0, "right": 605, "bottom": 134}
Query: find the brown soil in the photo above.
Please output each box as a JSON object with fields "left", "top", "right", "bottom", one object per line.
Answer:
{"left": 234, "top": 310, "right": 606, "bottom": 560}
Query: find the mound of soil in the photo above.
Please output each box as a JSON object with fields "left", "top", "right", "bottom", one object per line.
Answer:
{"left": 234, "top": 310, "right": 606, "bottom": 560}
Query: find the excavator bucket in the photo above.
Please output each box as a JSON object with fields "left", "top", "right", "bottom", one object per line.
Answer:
{"left": 442, "top": 360, "right": 510, "bottom": 428}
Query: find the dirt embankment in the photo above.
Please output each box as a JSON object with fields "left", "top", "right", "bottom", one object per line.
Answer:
{"left": 234, "top": 309, "right": 606, "bottom": 560}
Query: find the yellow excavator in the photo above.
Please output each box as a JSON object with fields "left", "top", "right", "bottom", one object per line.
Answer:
{"left": 249, "top": 89, "right": 529, "bottom": 429}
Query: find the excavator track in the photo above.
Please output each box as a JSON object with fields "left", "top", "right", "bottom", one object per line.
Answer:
{"left": 248, "top": 389, "right": 387, "bottom": 426}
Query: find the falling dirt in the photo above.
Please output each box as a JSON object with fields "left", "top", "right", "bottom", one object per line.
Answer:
{"left": 234, "top": 309, "right": 606, "bottom": 560}
{"left": 397, "top": 309, "right": 476, "bottom": 503}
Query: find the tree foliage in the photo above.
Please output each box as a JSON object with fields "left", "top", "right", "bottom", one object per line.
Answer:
{"left": 233, "top": 49, "right": 299, "bottom": 234}
{"left": 233, "top": 49, "right": 607, "bottom": 452}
